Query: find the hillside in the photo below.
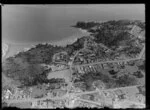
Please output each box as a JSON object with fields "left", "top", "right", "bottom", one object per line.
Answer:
{"left": 73, "top": 20, "right": 145, "bottom": 50}
{"left": 2, "top": 20, "right": 145, "bottom": 88}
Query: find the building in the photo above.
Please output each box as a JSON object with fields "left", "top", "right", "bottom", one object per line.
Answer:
{"left": 95, "top": 64, "right": 102, "bottom": 71}
{"left": 92, "top": 66, "right": 97, "bottom": 72}
{"left": 85, "top": 66, "right": 90, "bottom": 72}
{"left": 102, "top": 63, "right": 109, "bottom": 70}
{"left": 31, "top": 101, "right": 39, "bottom": 108}
{"left": 3, "top": 89, "right": 12, "bottom": 100}
{"left": 138, "top": 30, "right": 145, "bottom": 40}
{"left": 130, "top": 25, "right": 142, "bottom": 37}
{"left": 78, "top": 67, "right": 84, "bottom": 73}
{"left": 82, "top": 66, "right": 86, "bottom": 73}
{"left": 88, "top": 66, "right": 93, "bottom": 72}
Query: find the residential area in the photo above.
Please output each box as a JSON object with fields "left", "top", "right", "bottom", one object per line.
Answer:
{"left": 2, "top": 19, "right": 145, "bottom": 109}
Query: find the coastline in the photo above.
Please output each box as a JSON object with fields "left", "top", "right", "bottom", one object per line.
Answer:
{"left": 78, "top": 28, "right": 89, "bottom": 34}
{"left": 52, "top": 29, "right": 90, "bottom": 47}
{"left": 2, "top": 29, "right": 90, "bottom": 58}
{"left": 2, "top": 43, "right": 9, "bottom": 58}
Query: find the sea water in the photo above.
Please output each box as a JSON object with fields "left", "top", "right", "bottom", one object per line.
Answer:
{"left": 2, "top": 5, "right": 144, "bottom": 58}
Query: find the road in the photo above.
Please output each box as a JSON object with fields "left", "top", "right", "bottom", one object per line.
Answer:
{"left": 74, "top": 58, "right": 139, "bottom": 68}
{"left": 74, "top": 44, "right": 145, "bottom": 68}
{"left": 5, "top": 42, "right": 145, "bottom": 107}
{"left": 6, "top": 84, "right": 143, "bottom": 105}
{"left": 67, "top": 48, "right": 86, "bottom": 93}
{"left": 77, "top": 98, "right": 145, "bottom": 108}
{"left": 113, "top": 100, "right": 145, "bottom": 108}
{"left": 5, "top": 93, "right": 69, "bottom": 104}
{"left": 77, "top": 98, "right": 103, "bottom": 106}
{"left": 73, "top": 84, "right": 143, "bottom": 96}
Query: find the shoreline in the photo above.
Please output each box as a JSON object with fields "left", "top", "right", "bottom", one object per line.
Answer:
{"left": 79, "top": 28, "right": 89, "bottom": 34}
{"left": 2, "top": 29, "right": 90, "bottom": 58}
{"left": 2, "top": 43, "right": 9, "bottom": 58}
{"left": 51, "top": 29, "right": 90, "bottom": 47}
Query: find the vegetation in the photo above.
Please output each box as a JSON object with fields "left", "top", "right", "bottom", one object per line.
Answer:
{"left": 14, "top": 43, "right": 65, "bottom": 64}
{"left": 65, "top": 36, "right": 88, "bottom": 55}
{"left": 108, "top": 70, "right": 118, "bottom": 75}
{"left": 94, "top": 30, "right": 130, "bottom": 49}
{"left": 2, "top": 43, "right": 68, "bottom": 87}
{"left": 2, "top": 102, "right": 8, "bottom": 108}
{"left": 133, "top": 71, "right": 144, "bottom": 78}
{"left": 75, "top": 69, "right": 140, "bottom": 90}
{"left": 73, "top": 21, "right": 99, "bottom": 30}
{"left": 74, "top": 20, "right": 145, "bottom": 31}
{"left": 137, "top": 61, "right": 145, "bottom": 72}
{"left": 115, "top": 74, "right": 138, "bottom": 87}
{"left": 2, "top": 20, "right": 145, "bottom": 88}
{"left": 74, "top": 71, "right": 117, "bottom": 90}
{"left": 2, "top": 57, "right": 49, "bottom": 88}
{"left": 137, "top": 85, "right": 145, "bottom": 96}
{"left": 74, "top": 20, "right": 145, "bottom": 50}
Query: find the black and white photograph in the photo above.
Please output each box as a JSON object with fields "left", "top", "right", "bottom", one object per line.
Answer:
{"left": 2, "top": 4, "right": 145, "bottom": 109}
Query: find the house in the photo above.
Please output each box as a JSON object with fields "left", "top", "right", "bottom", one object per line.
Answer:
{"left": 102, "top": 63, "right": 109, "bottom": 69}
{"left": 79, "top": 67, "right": 84, "bottom": 73}
{"left": 89, "top": 65, "right": 94, "bottom": 72}
{"left": 138, "top": 30, "right": 145, "bottom": 40}
{"left": 130, "top": 25, "right": 142, "bottom": 37}
{"left": 82, "top": 66, "right": 86, "bottom": 73}
{"left": 85, "top": 66, "right": 90, "bottom": 72}
{"left": 4, "top": 90, "right": 12, "bottom": 99}
{"left": 92, "top": 66, "right": 97, "bottom": 72}
{"left": 96, "top": 64, "right": 102, "bottom": 69}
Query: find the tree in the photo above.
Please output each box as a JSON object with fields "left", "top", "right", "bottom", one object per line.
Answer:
{"left": 115, "top": 74, "right": 138, "bottom": 87}
{"left": 133, "top": 71, "right": 144, "bottom": 78}
{"left": 2, "top": 56, "right": 48, "bottom": 88}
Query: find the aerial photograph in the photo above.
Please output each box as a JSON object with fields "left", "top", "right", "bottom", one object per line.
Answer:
{"left": 2, "top": 4, "right": 145, "bottom": 109}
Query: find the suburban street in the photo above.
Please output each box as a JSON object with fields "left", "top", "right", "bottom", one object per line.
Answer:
{"left": 5, "top": 43, "right": 145, "bottom": 107}
{"left": 74, "top": 44, "right": 145, "bottom": 68}
{"left": 77, "top": 98, "right": 103, "bottom": 106}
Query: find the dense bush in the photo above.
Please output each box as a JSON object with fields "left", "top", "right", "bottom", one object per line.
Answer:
{"left": 133, "top": 71, "right": 144, "bottom": 78}
{"left": 2, "top": 43, "right": 67, "bottom": 88}
{"left": 66, "top": 36, "right": 87, "bottom": 55}
{"left": 74, "top": 21, "right": 99, "bottom": 29}
{"left": 138, "top": 62, "right": 145, "bottom": 72}
{"left": 94, "top": 29, "right": 130, "bottom": 49}
{"left": 2, "top": 57, "right": 49, "bottom": 87}
{"left": 2, "top": 20, "right": 145, "bottom": 88}
{"left": 75, "top": 71, "right": 117, "bottom": 90}
{"left": 14, "top": 44, "right": 65, "bottom": 64}
{"left": 115, "top": 74, "right": 138, "bottom": 87}
{"left": 74, "top": 20, "right": 145, "bottom": 50}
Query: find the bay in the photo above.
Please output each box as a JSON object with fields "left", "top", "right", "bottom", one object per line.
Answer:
{"left": 2, "top": 5, "right": 145, "bottom": 58}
